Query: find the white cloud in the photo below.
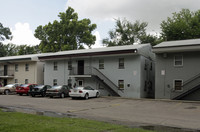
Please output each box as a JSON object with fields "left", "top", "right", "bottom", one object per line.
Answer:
{"left": 66, "top": 0, "right": 200, "bottom": 33}
{"left": 91, "top": 31, "right": 104, "bottom": 48}
{"left": 9, "top": 22, "right": 40, "bottom": 46}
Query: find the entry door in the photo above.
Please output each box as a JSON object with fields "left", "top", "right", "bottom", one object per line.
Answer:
{"left": 4, "top": 79, "right": 7, "bottom": 86}
{"left": 78, "top": 60, "right": 84, "bottom": 75}
{"left": 4, "top": 65, "right": 8, "bottom": 76}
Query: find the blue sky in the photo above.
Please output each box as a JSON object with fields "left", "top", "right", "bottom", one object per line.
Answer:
{"left": 1, "top": 0, "right": 200, "bottom": 47}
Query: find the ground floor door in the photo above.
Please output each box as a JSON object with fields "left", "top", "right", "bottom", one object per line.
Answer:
{"left": 4, "top": 65, "right": 8, "bottom": 76}
{"left": 3, "top": 79, "right": 7, "bottom": 86}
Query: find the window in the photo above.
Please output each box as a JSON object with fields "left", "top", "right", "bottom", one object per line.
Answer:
{"left": 15, "top": 79, "right": 18, "bottom": 83}
{"left": 15, "top": 64, "right": 18, "bottom": 72}
{"left": 174, "top": 55, "right": 183, "bottom": 66}
{"left": 53, "top": 79, "right": 57, "bottom": 86}
{"left": 174, "top": 80, "right": 183, "bottom": 91}
{"left": 25, "top": 64, "right": 29, "bottom": 71}
{"left": 25, "top": 79, "right": 28, "bottom": 84}
{"left": 99, "top": 59, "right": 104, "bottom": 69}
{"left": 118, "top": 80, "right": 124, "bottom": 89}
{"left": 68, "top": 60, "right": 72, "bottom": 70}
{"left": 54, "top": 62, "right": 58, "bottom": 71}
{"left": 78, "top": 80, "right": 83, "bottom": 87}
{"left": 119, "top": 58, "right": 124, "bottom": 69}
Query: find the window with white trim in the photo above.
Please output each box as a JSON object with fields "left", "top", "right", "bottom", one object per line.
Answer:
{"left": 174, "top": 80, "right": 183, "bottom": 91}
{"left": 174, "top": 55, "right": 183, "bottom": 66}
{"left": 118, "top": 80, "right": 124, "bottom": 89}
{"left": 119, "top": 58, "right": 124, "bottom": 69}
{"left": 78, "top": 80, "right": 83, "bottom": 87}
{"left": 54, "top": 62, "right": 58, "bottom": 71}
{"left": 15, "top": 79, "right": 18, "bottom": 83}
{"left": 99, "top": 59, "right": 104, "bottom": 69}
{"left": 25, "top": 79, "right": 28, "bottom": 84}
{"left": 25, "top": 64, "right": 29, "bottom": 71}
{"left": 53, "top": 79, "right": 57, "bottom": 86}
{"left": 15, "top": 64, "right": 18, "bottom": 72}
{"left": 68, "top": 60, "right": 72, "bottom": 70}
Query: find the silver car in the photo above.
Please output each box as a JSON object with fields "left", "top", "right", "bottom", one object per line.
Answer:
{"left": 0, "top": 83, "right": 22, "bottom": 95}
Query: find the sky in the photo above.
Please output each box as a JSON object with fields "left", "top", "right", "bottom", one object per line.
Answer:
{"left": 1, "top": 0, "right": 200, "bottom": 48}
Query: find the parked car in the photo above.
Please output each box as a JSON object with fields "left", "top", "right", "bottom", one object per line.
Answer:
{"left": 29, "top": 85, "right": 51, "bottom": 97}
{"left": 0, "top": 83, "right": 22, "bottom": 95}
{"left": 69, "top": 86, "right": 100, "bottom": 100}
{"left": 46, "top": 85, "right": 72, "bottom": 98}
{"left": 16, "top": 84, "right": 37, "bottom": 96}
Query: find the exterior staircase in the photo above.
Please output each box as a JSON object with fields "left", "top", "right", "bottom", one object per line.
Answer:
{"left": 69, "top": 66, "right": 121, "bottom": 96}
{"left": 171, "top": 73, "right": 200, "bottom": 100}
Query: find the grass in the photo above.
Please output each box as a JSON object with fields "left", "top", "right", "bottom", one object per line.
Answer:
{"left": 0, "top": 109, "right": 153, "bottom": 132}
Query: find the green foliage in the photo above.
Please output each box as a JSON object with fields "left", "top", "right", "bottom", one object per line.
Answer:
{"left": 0, "top": 43, "right": 40, "bottom": 57}
{"left": 0, "top": 23, "right": 12, "bottom": 57}
{"left": 161, "top": 9, "right": 200, "bottom": 41}
{"left": 0, "top": 23, "right": 12, "bottom": 42}
{"left": 0, "top": 109, "right": 152, "bottom": 132}
{"left": 35, "top": 7, "right": 97, "bottom": 53}
{"left": 103, "top": 19, "right": 159, "bottom": 46}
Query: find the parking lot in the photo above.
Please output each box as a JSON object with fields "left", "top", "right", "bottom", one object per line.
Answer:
{"left": 0, "top": 95, "right": 200, "bottom": 131}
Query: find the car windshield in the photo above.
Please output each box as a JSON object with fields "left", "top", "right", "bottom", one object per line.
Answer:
{"left": 51, "top": 86, "right": 62, "bottom": 89}
{"left": 34, "top": 85, "right": 44, "bottom": 88}
{"left": 20, "top": 84, "right": 29, "bottom": 87}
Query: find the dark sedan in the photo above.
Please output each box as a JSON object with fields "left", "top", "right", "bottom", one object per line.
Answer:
{"left": 29, "top": 85, "right": 51, "bottom": 97}
{"left": 46, "top": 85, "right": 72, "bottom": 98}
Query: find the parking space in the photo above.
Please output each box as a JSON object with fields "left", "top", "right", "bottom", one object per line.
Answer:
{"left": 0, "top": 95, "right": 200, "bottom": 131}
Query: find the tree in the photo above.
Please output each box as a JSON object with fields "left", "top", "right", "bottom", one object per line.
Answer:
{"left": 103, "top": 19, "right": 149, "bottom": 46}
{"left": 35, "top": 7, "right": 97, "bottom": 53}
{"left": 0, "top": 23, "right": 12, "bottom": 57}
{"left": 161, "top": 9, "right": 200, "bottom": 41}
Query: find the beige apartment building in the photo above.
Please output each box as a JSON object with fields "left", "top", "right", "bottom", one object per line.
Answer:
{"left": 0, "top": 54, "right": 44, "bottom": 86}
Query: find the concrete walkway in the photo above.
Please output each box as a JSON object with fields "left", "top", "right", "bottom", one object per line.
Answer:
{"left": 0, "top": 95, "right": 199, "bottom": 131}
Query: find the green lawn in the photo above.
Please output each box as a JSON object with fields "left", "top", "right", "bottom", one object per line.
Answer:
{"left": 0, "top": 109, "right": 153, "bottom": 132}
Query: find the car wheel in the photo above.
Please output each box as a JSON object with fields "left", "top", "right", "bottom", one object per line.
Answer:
{"left": 50, "top": 96, "right": 53, "bottom": 98}
{"left": 96, "top": 92, "right": 100, "bottom": 98}
{"left": 84, "top": 93, "right": 89, "bottom": 100}
{"left": 60, "top": 93, "right": 65, "bottom": 98}
{"left": 26, "top": 93, "right": 29, "bottom": 96}
{"left": 4, "top": 90, "right": 10, "bottom": 95}
{"left": 41, "top": 93, "right": 45, "bottom": 97}
{"left": 31, "top": 94, "right": 35, "bottom": 97}
{"left": 19, "top": 93, "right": 23, "bottom": 96}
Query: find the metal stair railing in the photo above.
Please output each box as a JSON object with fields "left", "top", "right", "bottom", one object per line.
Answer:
{"left": 91, "top": 67, "right": 121, "bottom": 96}
{"left": 171, "top": 73, "right": 200, "bottom": 99}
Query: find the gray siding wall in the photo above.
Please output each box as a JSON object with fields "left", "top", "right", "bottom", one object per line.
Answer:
{"left": 44, "top": 60, "right": 69, "bottom": 86}
{"left": 44, "top": 52, "right": 154, "bottom": 98}
{"left": 155, "top": 52, "right": 200, "bottom": 99}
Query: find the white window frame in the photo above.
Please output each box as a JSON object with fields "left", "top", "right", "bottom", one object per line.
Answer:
{"left": 25, "top": 64, "right": 29, "bottom": 71}
{"left": 53, "top": 79, "right": 57, "bottom": 86}
{"left": 15, "top": 64, "right": 18, "bottom": 72}
{"left": 118, "top": 80, "right": 124, "bottom": 90}
{"left": 119, "top": 58, "right": 125, "bottom": 69}
{"left": 68, "top": 60, "right": 72, "bottom": 70}
{"left": 25, "top": 79, "right": 28, "bottom": 84}
{"left": 15, "top": 79, "right": 18, "bottom": 83}
{"left": 78, "top": 80, "right": 84, "bottom": 87}
{"left": 99, "top": 59, "right": 104, "bottom": 69}
{"left": 54, "top": 62, "right": 58, "bottom": 71}
{"left": 173, "top": 79, "right": 183, "bottom": 91}
{"left": 174, "top": 55, "right": 183, "bottom": 67}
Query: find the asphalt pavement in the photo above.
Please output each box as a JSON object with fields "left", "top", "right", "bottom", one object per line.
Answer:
{"left": 0, "top": 95, "right": 200, "bottom": 131}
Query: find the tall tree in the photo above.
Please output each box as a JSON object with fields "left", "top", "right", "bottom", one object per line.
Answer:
{"left": 161, "top": 9, "right": 200, "bottom": 41}
{"left": 35, "top": 7, "right": 97, "bottom": 53}
{"left": 103, "top": 19, "right": 148, "bottom": 46}
{"left": 0, "top": 23, "right": 12, "bottom": 57}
